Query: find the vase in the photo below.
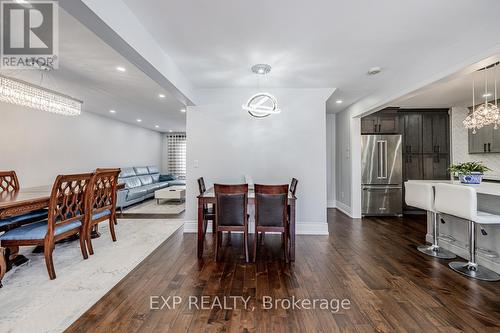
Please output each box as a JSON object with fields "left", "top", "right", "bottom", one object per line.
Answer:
{"left": 459, "top": 172, "right": 483, "bottom": 184}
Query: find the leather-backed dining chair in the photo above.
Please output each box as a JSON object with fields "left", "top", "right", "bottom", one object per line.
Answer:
{"left": 214, "top": 184, "right": 249, "bottom": 262}
{"left": 198, "top": 177, "right": 215, "bottom": 235}
{"left": 86, "top": 168, "right": 120, "bottom": 255}
{"left": 290, "top": 178, "right": 298, "bottom": 196}
{"left": 0, "top": 173, "right": 93, "bottom": 279}
{"left": 253, "top": 184, "right": 289, "bottom": 263}
{"left": 0, "top": 171, "right": 48, "bottom": 232}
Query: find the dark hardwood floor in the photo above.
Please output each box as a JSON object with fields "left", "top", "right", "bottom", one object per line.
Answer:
{"left": 66, "top": 209, "right": 500, "bottom": 333}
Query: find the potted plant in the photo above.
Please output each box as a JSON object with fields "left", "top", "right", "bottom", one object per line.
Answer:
{"left": 448, "top": 162, "right": 491, "bottom": 184}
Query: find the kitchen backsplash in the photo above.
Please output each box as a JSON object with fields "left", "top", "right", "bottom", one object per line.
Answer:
{"left": 451, "top": 106, "right": 500, "bottom": 179}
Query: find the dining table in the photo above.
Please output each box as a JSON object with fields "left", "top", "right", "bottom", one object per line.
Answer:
{"left": 197, "top": 187, "right": 297, "bottom": 261}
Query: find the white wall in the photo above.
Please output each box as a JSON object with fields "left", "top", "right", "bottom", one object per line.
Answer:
{"left": 185, "top": 88, "right": 333, "bottom": 234}
{"left": 451, "top": 106, "right": 500, "bottom": 178}
{"left": 326, "top": 113, "right": 336, "bottom": 208}
{"left": 0, "top": 103, "right": 163, "bottom": 187}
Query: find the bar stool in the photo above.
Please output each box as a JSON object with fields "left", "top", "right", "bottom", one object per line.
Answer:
{"left": 404, "top": 182, "right": 456, "bottom": 259}
{"left": 435, "top": 183, "right": 500, "bottom": 281}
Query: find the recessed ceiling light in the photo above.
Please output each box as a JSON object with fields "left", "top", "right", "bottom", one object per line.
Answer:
{"left": 109, "top": 109, "right": 116, "bottom": 114}
{"left": 168, "top": 130, "right": 173, "bottom": 133}
{"left": 155, "top": 125, "right": 159, "bottom": 128}
{"left": 367, "top": 67, "right": 382, "bottom": 75}
{"left": 136, "top": 118, "right": 142, "bottom": 122}
{"left": 483, "top": 93, "right": 492, "bottom": 97}
{"left": 336, "top": 99, "right": 343, "bottom": 104}
{"left": 158, "top": 94, "right": 166, "bottom": 98}
{"left": 180, "top": 108, "right": 186, "bottom": 113}
{"left": 116, "top": 66, "right": 126, "bottom": 72}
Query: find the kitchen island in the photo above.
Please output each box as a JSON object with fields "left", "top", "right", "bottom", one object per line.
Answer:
{"left": 407, "top": 180, "right": 500, "bottom": 274}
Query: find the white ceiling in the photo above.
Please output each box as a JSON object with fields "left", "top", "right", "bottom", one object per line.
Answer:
{"left": 0, "top": 9, "right": 186, "bottom": 132}
{"left": 395, "top": 62, "right": 500, "bottom": 108}
{"left": 122, "top": 0, "right": 500, "bottom": 113}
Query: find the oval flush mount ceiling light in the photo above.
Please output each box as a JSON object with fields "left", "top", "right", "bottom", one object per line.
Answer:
{"left": 243, "top": 64, "right": 281, "bottom": 118}
{"left": 367, "top": 66, "right": 382, "bottom": 75}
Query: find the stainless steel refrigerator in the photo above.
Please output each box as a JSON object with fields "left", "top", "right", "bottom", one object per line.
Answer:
{"left": 361, "top": 134, "right": 403, "bottom": 216}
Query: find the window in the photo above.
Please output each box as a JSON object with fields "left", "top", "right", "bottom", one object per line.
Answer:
{"left": 166, "top": 133, "right": 186, "bottom": 179}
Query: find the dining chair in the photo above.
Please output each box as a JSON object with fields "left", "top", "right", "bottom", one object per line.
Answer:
{"left": 253, "top": 184, "right": 290, "bottom": 263}
{"left": 86, "top": 168, "right": 120, "bottom": 255}
{"left": 0, "top": 171, "right": 48, "bottom": 232}
{"left": 214, "top": 184, "right": 249, "bottom": 262}
{"left": 197, "top": 177, "right": 215, "bottom": 236}
{"left": 290, "top": 178, "right": 298, "bottom": 196}
{"left": 0, "top": 173, "right": 93, "bottom": 280}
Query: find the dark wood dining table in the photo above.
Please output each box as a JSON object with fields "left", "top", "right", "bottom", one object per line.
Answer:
{"left": 197, "top": 187, "right": 297, "bottom": 261}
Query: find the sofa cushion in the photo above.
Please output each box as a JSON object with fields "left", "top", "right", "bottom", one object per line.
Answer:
{"left": 0, "top": 219, "right": 82, "bottom": 241}
{"left": 123, "top": 177, "right": 142, "bottom": 189}
{"left": 147, "top": 166, "right": 159, "bottom": 174}
{"left": 151, "top": 173, "right": 160, "bottom": 182}
{"left": 144, "top": 184, "right": 160, "bottom": 194}
{"left": 93, "top": 209, "right": 111, "bottom": 221}
{"left": 120, "top": 167, "right": 136, "bottom": 178}
{"left": 134, "top": 167, "right": 149, "bottom": 175}
{"left": 138, "top": 175, "right": 153, "bottom": 185}
{"left": 160, "top": 174, "right": 177, "bottom": 181}
{"left": 127, "top": 187, "right": 147, "bottom": 201}
{"left": 168, "top": 180, "right": 186, "bottom": 186}
{"left": 0, "top": 209, "right": 48, "bottom": 229}
{"left": 156, "top": 181, "right": 170, "bottom": 189}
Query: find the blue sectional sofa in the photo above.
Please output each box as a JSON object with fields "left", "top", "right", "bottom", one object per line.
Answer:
{"left": 117, "top": 166, "right": 185, "bottom": 211}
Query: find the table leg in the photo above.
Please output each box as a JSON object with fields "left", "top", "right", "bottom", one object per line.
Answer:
{"left": 197, "top": 197, "right": 204, "bottom": 258}
{"left": 290, "top": 200, "right": 296, "bottom": 261}
{"left": 0, "top": 247, "right": 6, "bottom": 287}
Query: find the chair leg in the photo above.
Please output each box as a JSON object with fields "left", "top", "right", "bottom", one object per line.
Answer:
{"left": 227, "top": 231, "right": 231, "bottom": 245}
{"left": 244, "top": 229, "right": 249, "bottom": 263}
{"left": 44, "top": 244, "right": 56, "bottom": 280}
{"left": 86, "top": 233, "right": 94, "bottom": 256}
{"left": 79, "top": 230, "right": 88, "bottom": 260}
{"left": 253, "top": 231, "right": 258, "bottom": 263}
{"left": 0, "top": 247, "right": 6, "bottom": 288}
{"left": 109, "top": 217, "right": 117, "bottom": 242}
{"left": 283, "top": 231, "right": 289, "bottom": 263}
{"left": 214, "top": 230, "right": 219, "bottom": 262}
{"left": 260, "top": 232, "right": 265, "bottom": 245}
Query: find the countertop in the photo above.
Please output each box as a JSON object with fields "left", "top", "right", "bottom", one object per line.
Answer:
{"left": 406, "top": 180, "right": 500, "bottom": 196}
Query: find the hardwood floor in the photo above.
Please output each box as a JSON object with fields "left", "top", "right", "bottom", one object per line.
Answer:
{"left": 66, "top": 210, "right": 500, "bottom": 333}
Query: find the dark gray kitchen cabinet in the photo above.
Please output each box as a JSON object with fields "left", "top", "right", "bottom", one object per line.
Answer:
{"left": 423, "top": 154, "right": 450, "bottom": 180}
{"left": 361, "top": 111, "right": 399, "bottom": 134}
{"left": 422, "top": 112, "right": 449, "bottom": 154}
{"left": 401, "top": 113, "right": 422, "bottom": 154}
{"left": 403, "top": 154, "right": 422, "bottom": 180}
{"left": 469, "top": 125, "right": 500, "bottom": 153}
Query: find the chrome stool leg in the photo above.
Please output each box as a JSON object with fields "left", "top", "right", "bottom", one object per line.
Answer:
{"left": 417, "top": 212, "right": 456, "bottom": 259}
{"left": 449, "top": 220, "right": 500, "bottom": 281}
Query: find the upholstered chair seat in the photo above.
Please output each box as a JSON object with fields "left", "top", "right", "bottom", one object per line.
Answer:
{"left": 92, "top": 209, "right": 111, "bottom": 221}
{"left": 0, "top": 219, "right": 82, "bottom": 241}
{"left": 0, "top": 209, "right": 48, "bottom": 231}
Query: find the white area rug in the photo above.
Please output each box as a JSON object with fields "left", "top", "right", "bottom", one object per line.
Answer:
{"left": 0, "top": 218, "right": 184, "bottom": 333}
{"left": 126, "top": 199, "right": 185, "bottom": 214}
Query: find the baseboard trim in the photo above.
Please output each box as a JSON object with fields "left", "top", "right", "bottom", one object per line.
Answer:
{"left": 327, "top": 200, "right": 336, "bottom": 208}
{"left": 425, "top": 233, "right": 500, "bottom": 274}
{"left": 335, "top": 201, "right": 352, "bottom": 217}
{"left": 183, "top": 220, "right": 329, "bottom": 235}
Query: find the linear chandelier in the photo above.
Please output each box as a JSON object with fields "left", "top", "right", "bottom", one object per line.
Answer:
{"left": 0, "top": 74, "right": 82, "bottom": 116}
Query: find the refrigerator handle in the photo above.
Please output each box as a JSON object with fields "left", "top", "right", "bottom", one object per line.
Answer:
{"left": 377, "top": 140, "right": 388, "bottom": 179}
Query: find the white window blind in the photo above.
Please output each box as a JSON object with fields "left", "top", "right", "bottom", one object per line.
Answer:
{"left": 167, "top": 133, "right": 186, "bottom": 179}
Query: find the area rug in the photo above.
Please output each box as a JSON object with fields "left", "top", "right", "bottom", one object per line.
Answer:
{"left": 0, "top": 219, "right": 184, "bottom": 333}
{"left": 125, "top": 199, "right": 185, "bottom": 214}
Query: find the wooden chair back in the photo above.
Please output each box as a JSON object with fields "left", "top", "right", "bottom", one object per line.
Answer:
{"left": 290, "top": 178, "right": 298, "bottom": 196}
{"left": 255, "top": 184, "right": 289, "bottom": 229}
{"left": 0, "top": 171, "right": 19, "bottom": 192}
{"left": 214, "top": 184, "right": 248, "bottom": 227}
{"left": 46, "top": 173, "right": 94, "bottom": 241}
{"left": 197, "top": 177, "right": 206, "bottom": 194}
{"left": 92, "top": 168, "right": 121, "bottom": 215}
